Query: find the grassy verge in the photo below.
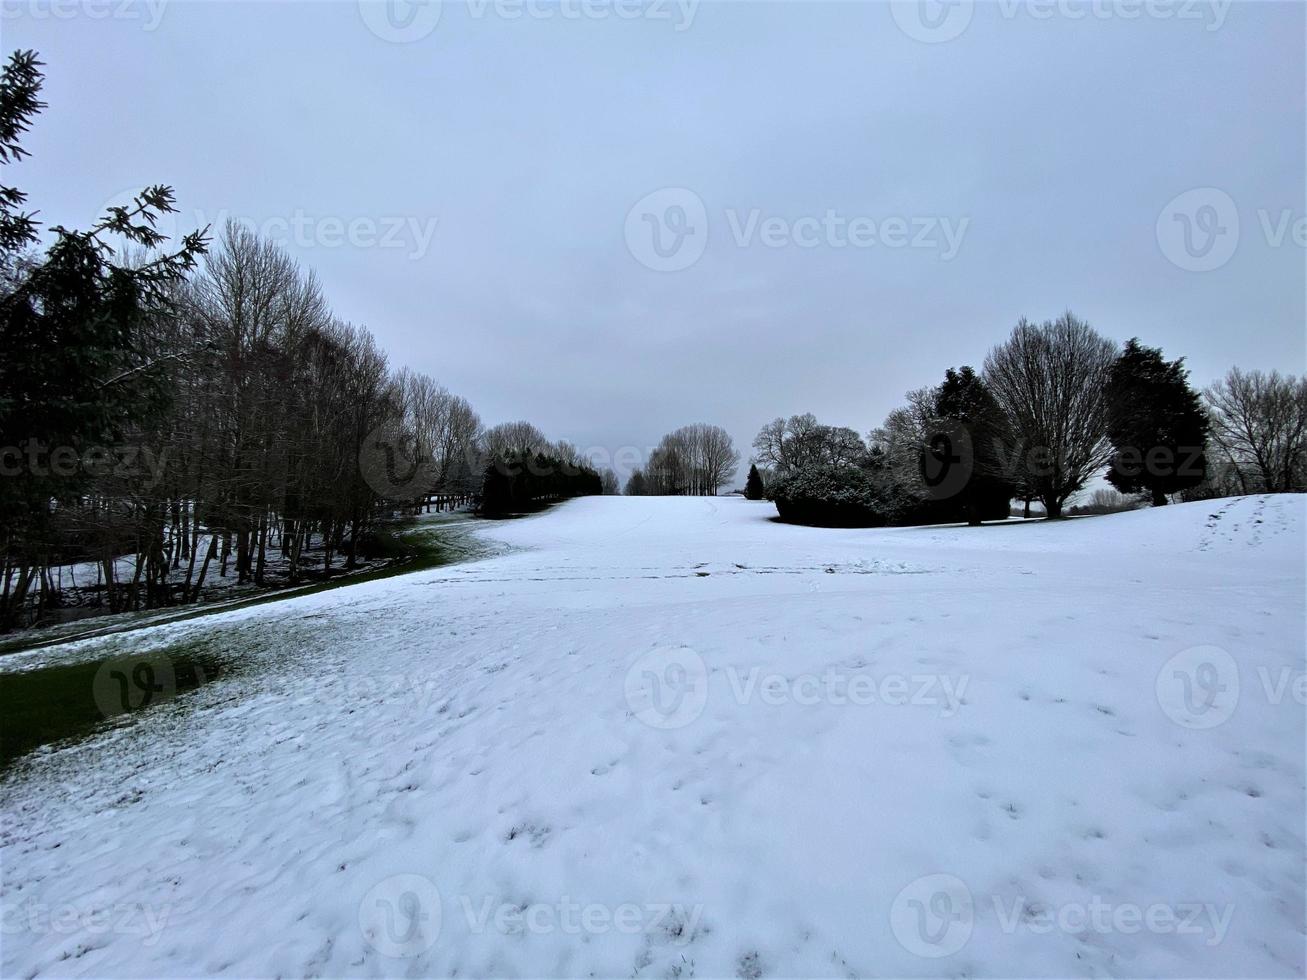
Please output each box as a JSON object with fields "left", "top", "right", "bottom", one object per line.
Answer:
{"left": 0, "top": 638, "right": 234, "bottom": 767}
{"left": 0, "top": 517, "right": 485, "bottom": 770}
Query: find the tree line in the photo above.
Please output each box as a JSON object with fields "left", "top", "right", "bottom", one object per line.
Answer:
{"left": 751, "top": 312, "right": 1305, "bottom": 527}
{"left": 0, "top": 51, "right": 597, "bottom": 629}
{"left": 623, "top": 423, "right": 741, "bottom": 497}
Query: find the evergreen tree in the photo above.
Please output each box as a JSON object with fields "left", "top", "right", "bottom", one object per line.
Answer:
{"left": 0, "top": 50, "right": 207, "bottom": 622}
{"left": 478, "top": 450, "right": 601, "bottom": 516}
{"left": 1104, "top": 339, "right": 1209, "bottom": 506}
{"left": 932, "top": 366, "right": 1017, "bottom": 525}
{"left": 744, "top": 463, "right": 765, "bottom": 500}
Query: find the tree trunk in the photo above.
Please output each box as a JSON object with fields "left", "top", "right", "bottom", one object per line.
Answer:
{"left": 1151, "top": 486, "right": 1169, "bottom": 507}
{"left": 191, "top": 535, "right": 217, "bottom": 603}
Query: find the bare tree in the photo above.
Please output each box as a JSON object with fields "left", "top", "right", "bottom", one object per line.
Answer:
{"left": 983, "top": 312, "right": 1117, "bottom": 518}
{"left": 868, "top": 386, "right": 935, "bottom": 498}
{"left": 753, "top": 413, "right": 867, "bottom": 473}
{"left": 647, "top": 424, "right": 740, "bottom": 495}
{"left": 435, "top": 393, "right": 482, "bottom": 493}
{"left": 1205, "top": 367, "right": 1307, "bottom": 493}
{"left": 483, "top": 420, "right": 550, "bottom": 459}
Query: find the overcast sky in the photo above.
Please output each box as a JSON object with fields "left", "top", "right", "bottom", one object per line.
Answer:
{"left": 5, "top": 0, "right": 1304, "bottom": 483}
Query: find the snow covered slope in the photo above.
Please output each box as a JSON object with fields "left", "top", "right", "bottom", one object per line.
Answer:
{"left": 2, "top": 495, "right": 1303, "bottom": 978}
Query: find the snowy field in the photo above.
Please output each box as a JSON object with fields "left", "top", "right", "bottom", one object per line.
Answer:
{"left": 1, "top": 494, "right": 1303, "bottom": 978}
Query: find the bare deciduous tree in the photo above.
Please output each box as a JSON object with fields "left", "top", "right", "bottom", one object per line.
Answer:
{"left": 647, "top": 424, "right": 740, "bottom": 495}
{"left": 483, "top": 420, "right": 550, "bottom": 459}
{"left": 1205, "top": 367, "right": 1307, "bottom": 493}
{"left": 983, "top": 312, "right": 1117, "bottom": 518}
{"left": 752, "top": 413, "right": 868, "bottom": 473}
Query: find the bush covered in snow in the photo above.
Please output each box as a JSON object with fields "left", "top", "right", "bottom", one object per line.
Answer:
{"left": 767, "top": 465, "right": 893, "bottom": 527}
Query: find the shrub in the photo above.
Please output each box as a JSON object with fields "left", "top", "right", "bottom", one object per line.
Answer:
{"left": 768, "top": 466, "right": 893, "bottom": 527}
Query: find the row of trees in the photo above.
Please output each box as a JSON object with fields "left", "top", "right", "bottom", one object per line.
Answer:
{"left": 624, "top": 424, "right": 740, "bottom": 496}
{"left": 753, "top": 312, "right": 1305, "bottom": 526}
{"left": 480, "top": 451, "right": 604, "bottom": 515}
{"left": 0, "top": 51, "right": 596, "bottom": 629}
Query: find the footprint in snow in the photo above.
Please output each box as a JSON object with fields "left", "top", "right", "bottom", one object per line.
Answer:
{"left": 504, "top": 823, "right": 551, "bottom": 847}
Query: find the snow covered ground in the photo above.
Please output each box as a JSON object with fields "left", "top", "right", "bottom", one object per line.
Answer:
{"left": 1, "top": 494, "right": 1303, "bottom": 978}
